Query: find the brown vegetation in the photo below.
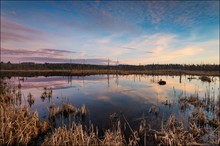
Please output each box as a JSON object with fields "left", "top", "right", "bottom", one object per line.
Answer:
{"left": 42, "top": 121, "right": 130, "bottom": 146}
{"left": 0, "top": 82, "right": 50, "bottom": 145}
{"left": 27, "top": 92, "right": 35, "bottom": 107}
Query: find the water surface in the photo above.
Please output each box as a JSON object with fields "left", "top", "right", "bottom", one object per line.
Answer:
{"left": 7, "top": 74, "right": 220, "bottom": 131}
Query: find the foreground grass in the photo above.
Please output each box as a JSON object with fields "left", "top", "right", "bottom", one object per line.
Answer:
{"left": 0, "top": 104, "right": 49, "bottom": 145}
{"left": 42, "top": 121, "right": 128, "bottom": 146}
{"left": 0, "top": 82, "right": 49, "bottom": 145}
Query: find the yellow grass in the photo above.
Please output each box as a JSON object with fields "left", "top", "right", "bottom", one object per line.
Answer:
{"left": 0, "top": 102, "right": 49, "bottom": 145}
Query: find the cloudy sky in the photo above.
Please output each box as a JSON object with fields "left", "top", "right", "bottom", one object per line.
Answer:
{"left": 1, "top": 1, "right": 219, "bottom": 64}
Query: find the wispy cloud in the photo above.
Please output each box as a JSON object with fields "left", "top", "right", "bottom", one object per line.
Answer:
{"left": 1, "top": 17, "right": 44, "bottom": 42}
{"left": 41, "top": 48, "right": 77, "bottom": 54}
{"left": 63, "top": 1, "right": 139, "bottom": 34}
{"left": 1, "top": 47, "right": 116, "bottom": 64}
{"left": 115, "top": 33, "right": 218, "bottom": 64}
{"left": 1, "top": 48, "right": 76, "bottom": 57}
{"left": 123, "top": 33, "right": 176, "bottom": 54}
{"left": 121, "top": 47, "right": 154, "bottom": 53}
{"left": 121, "top": 47, "right": 137, "bottom": 51}
{"left": 19, "top": 57, "right": 112, "bottom": 64}
{"left": 145, "top": 1, "right": 166, "bottom": 24}
{"left": 144, "top": 1, "right": 219, "bottom": 27}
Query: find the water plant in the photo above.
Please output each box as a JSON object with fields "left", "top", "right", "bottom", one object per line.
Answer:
{"left": 27, "top": 92, "right": 35, "bottom": 107}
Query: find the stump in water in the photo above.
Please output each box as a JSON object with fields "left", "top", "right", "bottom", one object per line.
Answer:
{"left": 158, "top": 79, "right": 166, "bottom": 85}
{"left": 199, "top": 76, "right": 211, "bottom": 83}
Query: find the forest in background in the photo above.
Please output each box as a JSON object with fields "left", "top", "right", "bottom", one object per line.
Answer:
{"left": 1, "top": 62, "right": 219, "bottom": 71}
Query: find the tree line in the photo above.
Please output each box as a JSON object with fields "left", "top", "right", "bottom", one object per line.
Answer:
{"left": 1, "top": 62, "right": 219, "bottom": 71}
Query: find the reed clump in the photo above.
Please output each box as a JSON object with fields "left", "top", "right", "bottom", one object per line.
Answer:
{"left": 41, "top": 87, "right": 52, "bottom": 101}
{"left": 48, "top": 103, "right": 60, "bottom": 118}
{"left": 42, "top": 124, "right": 99, "bottom": 146}
{"left": 27, "top": 92, "right": 35, "bottom": 107}
{"left": 48, "top": 102, "right": 87, "bottom": 119}
{"left": 42, "top": 120, "right": 132, "bottom": 146}
{"left": 149, "top": 105, "right": 159, "bottom": 115}
{"left": 102, "top": 121, "right": 127, "bottom": 146}
{"left": 0, "top": 103, "right": 50, "bottom": 145}
{"left": 191, "top": 108, "right": 208, "bottom": 126}
{"left": 179, "top": 95, "right": 204, "bottom": 109}
{"left": 150, "top": 114, "right": 207, "bottom": 146}
{"left": 81, "top": 104, "right": 86, "bottom": 117}
{"left": 0, "top": 80, "right": 50, "bottom": 145}
{"left": 150, "top": 94, "right": 220, "bottom": 145}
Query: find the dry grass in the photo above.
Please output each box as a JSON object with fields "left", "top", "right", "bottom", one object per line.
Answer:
{"left": 0, "top": 101, "right": 50, "bottom": 145}
{"left": 27, "top": 92, "right": 35, "bottom": 107}
{"left": 149, "top": 105, "right": 159, "bottom": 116}
{"left": 48, "top": 102, "right": 87, "bottom": 119}
{"left": 191, "top": 108, "right": 208, "bottom": 126}
{"left": 42, "top": 120, "right": 137, "bottom": 146}
{"left": 48, "top": 103, "right": 60, "bottom": 118}
{"left": 41, "top": 87, "right": 52, "bottom": 102}
{"left": 42, "top": 123, "right": 101, "bottom": 146}
{"left": 148, "top": 94, "right": 220, "bottom": 145}
{"left": 81, "top": 104, "right": 86, "bottom": 117}
{"left": 0, "top": 81, "right": 49, "bottom": 145}
{"left": 150, "top": 114, "right": 211, "bottom": 146}
{"left": 179, "top": 95, "right": 203, "bottom": 109}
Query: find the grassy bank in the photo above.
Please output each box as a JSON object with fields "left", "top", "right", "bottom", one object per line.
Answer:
{"left": 1, "top": 69, "right": 219, "bottom": 77}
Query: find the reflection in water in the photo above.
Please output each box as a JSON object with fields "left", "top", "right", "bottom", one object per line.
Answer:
{"left": 7, "top": 75, "right": 220, "bottom": 130}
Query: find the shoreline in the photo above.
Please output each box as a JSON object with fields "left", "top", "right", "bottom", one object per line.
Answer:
{"left": 1, "top": 69, "right": 219, "bottom": 77}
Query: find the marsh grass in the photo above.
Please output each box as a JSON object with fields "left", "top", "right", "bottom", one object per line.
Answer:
{"left": 148, "top": 113, "right": 219, "bottom": 145}
{"left": 0, "top": 81, "right": 49, "bottom": 145}
{"left": 27, "top": 92, "right": 35, "bottom": 107}
{"left": 42, "top": 116, "right": 140, "bottom": 146}
{"left": 42, "top": 124, "right": 101, "bottom": 146}
{"left": 48, "top": 102, "right": 86, "bottom": 120}
{"left": 41, "top": 87, "right": 52, "bottom": 102}
{"left": 0, "top": 98, "right": 50, "bottom": 145}
{"left": 42, "top": 121, "right": 128, "bottom": 146}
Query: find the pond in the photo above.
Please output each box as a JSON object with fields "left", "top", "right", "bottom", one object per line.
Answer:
{"left": 5, "top": 74, "right": 220, "bottom": 142}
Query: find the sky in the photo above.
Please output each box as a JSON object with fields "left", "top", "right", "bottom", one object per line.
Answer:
{"left": 1, "top": 1, "right": 219, "bottom": 65}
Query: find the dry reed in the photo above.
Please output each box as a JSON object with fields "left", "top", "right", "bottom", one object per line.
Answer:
{"left": 0, "top": 102, "right": 49, "bottom": 145}
{"left": 27, "top": 92, "right": 35, "bottom": 107}
{"left": 48, "top": 102, "right": 87, "bottom": 119}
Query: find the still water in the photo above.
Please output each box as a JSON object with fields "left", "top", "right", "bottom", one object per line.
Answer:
{"left": 7, "top": 74, "right": 220, "bottom": 131}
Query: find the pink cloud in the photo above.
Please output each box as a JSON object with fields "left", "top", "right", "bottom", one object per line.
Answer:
{"left": 1, "top": 47, "right": 115, "bottom": 64}
{"left": 1, "top": 17, "right": 45, "bottom": 42}
{"left": 18, "top": 57, "right": 111, "bottom": 64}
{"left": 1, "top": 48, "right": 76, "bottom": 57}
